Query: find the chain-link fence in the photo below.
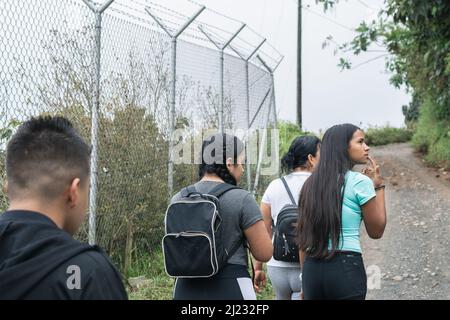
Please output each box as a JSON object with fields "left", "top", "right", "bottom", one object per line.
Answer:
{"left": 0, "top": 0, "right": 282, "bottom": 274}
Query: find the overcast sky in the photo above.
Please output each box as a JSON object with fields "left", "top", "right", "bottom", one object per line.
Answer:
{"left": 179, "top": 0, "right": 411, "bottom": 133}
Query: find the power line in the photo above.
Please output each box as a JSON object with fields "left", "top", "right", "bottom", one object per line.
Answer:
{"left": 289, "top": 0, "right": 355, "bottom": 32}
{"left": 185, "top": 0, "right": 244, "bottom": 24}
{"left": 357, "top": 0, "right": 371, "bottom": 9}
{"left": 301, "top": 5, "right": 355, "bottom": 32}
{"left": 273, "top": 0, "right": 286, "bottom": 48}
{"left": 349, "top": 53, "right": 390, "bottom": 70}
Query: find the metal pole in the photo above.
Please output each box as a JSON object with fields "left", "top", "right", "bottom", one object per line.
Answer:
{"left": 146, "top": 6, "right": 205, "bottom": 199}
{"left": 252, "top": 85, "right": 273, "bottom": 195}
{"left": 297, "top": 0, "right": 302, "bottom": 130}
{"left": 270, "top": 74, "right": 278, "bottom": 127}
{"left": 245, "top": 62, "right": 251, "bottom": 191}
{"left": 168, "top": 37, "right": 176, "bottom": 201}
{"left": 249, "top": 87, "right": 271, "bottom": 128}
{"left": 252, "top": 54, "right": 283, "bottom": 190}
{"left": 256, "top": 54, "right": 283, "bottom": 127}
{"left": 220, "top": 24, "right": 245, "bottom": 132}
{"left": 88, "top": 12, "right": 101, "bottom": 246}
{"left": 198, "top": 24, "right": 245, "bottom": 133}
{"left": 270, "top": 73, "right": 280, "bottom": 177}
{"left": 81, "top": 0, "right": 115, "bottom": 245}
{"left": 244, "top": 40, "right": 265, "bottom": 191}
{"left": 228, "top": 39, "right": 265, "bottom": 191}
{"left": 219, "top": 49, "right": 224, "bottom": 132}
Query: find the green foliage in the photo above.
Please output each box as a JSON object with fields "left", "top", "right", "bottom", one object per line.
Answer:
{"left": 364, "top": 126, "right": 413, "bottom": 146}
{"left": 412, "top": 99, "right": 450, "bottom": 169}
{"left": 127, "top": 250, "right": 174, "bottom": 300}
{"left": 254, "top": 265, "right": 275, "bottom": 300}
{"left": 402, "top": 94, "right": 421, "bottom": 127}
{"left": 278, "top": 121, "right": 310, "bottom": 157}
{"left": 0, "top": 119, "right": 21, "bottom": 142}
{"left": 315, "top": 0, "right": 337, "bottom": 11}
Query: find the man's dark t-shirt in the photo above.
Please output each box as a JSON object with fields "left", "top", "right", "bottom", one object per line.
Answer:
{"left": 0, "top": 210, "right": 128, "bottom": 300}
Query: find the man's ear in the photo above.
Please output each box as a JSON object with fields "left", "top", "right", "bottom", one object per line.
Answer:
{"left": 67, "top": 178, "right": 81, "bottom": 208}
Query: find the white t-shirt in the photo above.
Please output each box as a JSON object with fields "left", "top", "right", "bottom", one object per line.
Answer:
{"left": 261, "top": 172, "right": 311, "bottom": 268}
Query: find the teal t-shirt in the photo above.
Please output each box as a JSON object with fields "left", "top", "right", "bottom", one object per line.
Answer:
{"left": 331, "top": 171, "right": 376, "bottom": 253}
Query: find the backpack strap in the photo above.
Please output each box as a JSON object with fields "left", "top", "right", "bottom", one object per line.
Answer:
{"left": 181, "top": 185, "right": 201, "bottom": 198}
{"left": 280, "top": 176, "right": 296, "bottom": 205}
{"left": 208, "top": 183, "right": 242, "bottom": 199}
{"left": 226, "top": 236, "right": 246, "bottom": 259}
{"left": 208, "top": 183, "right": 245, "bottom": 260}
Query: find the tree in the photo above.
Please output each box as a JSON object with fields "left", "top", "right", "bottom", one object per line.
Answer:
{"left": 317, "top": 0, "right": 450, "bottom": 167}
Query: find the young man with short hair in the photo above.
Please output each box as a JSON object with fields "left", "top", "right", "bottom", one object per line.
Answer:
{"left": 0, "top": 115, "right": 128, "bottom": 299}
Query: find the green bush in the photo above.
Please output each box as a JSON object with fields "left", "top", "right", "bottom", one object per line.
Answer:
{"left": 364, "top": 126, "right": 413, "bottom": 146}
{"left": 278, "top": 121, "right": 307, "bottom": 157}
{"left": 127, "top": 250, "right": 174, "bottom": 300}
{"left": 412, "top": 99, "right": 450, "bottom": 169}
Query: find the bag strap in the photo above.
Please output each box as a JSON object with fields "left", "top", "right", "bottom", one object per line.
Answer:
{"left": 280, "top": 176, "right": 296, "bottom": 205}
{"left": 208, "top": 183, "right": 242, "bottom": 199}
{"left": 210, "top": 182, "right": 243, "bottom": 259}
{"left": 181, "top": 185, "right": 200, "bottom": 198}
{"left": 226, "top": 236, "right": 245, "bottom": 259}
{"left": 208, "top": 183, "right": 247, "bottom": 264}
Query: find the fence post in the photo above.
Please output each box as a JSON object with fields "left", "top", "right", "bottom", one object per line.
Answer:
{"left": 198, "top": 24, "right": 245, "bottom": 133}
{"left": 270, "top": 72, "right": 280, "bottom": 177}
{"left": 252, "top": 86, "right": 273, "bottom": 196}
{"left": 146, "top": 6, "right": 205, "bottom": 200}
{"left": 81, "top": 0, "right": 114, "bottom": 246}
{"left": 228, "top": 39, "right": 265, "bottom": 191}
{"left": 252, "top": 54, "right": 283, "bottom": 193}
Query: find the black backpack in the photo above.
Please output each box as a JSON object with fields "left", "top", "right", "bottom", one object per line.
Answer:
{"left": 272, "top": 177, "right": 300, "bottom": 262}
{"left": 162, "top": 183, "right": 243, "bottom": 278}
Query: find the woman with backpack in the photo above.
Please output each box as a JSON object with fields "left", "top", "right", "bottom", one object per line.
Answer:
{"left": 253, "top": 135, "right": 321, "bottom": 300}
{"left": 298, "top": 124, "right": 387, "bottom": 300}
{"left": 170, "top": 133, "right": 273, "bottom": 300}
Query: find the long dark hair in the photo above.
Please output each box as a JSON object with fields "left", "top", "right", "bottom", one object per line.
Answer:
{"left": 297, "top": 124, "right": 361, "bottom": 259}
{"left": 199, "top": 133, "right": 244, "bottom": 186}
{"left": 281, "top": 135, "right": 321, "bottom": 173}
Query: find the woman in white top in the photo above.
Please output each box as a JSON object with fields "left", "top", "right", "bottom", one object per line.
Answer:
{"left": 254, "top": 135, "right": 321, "bottom": 300}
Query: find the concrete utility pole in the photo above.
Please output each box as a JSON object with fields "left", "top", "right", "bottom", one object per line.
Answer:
{"left": 297, "top": 0, "right": 302, "bottom": 130}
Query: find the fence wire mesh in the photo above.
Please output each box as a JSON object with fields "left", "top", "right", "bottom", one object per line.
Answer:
{"left": 0, "top": 0, "right": 282, "bottom": 274}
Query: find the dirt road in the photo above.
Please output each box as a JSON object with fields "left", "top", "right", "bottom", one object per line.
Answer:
{"left": 359, "top": 143, "right": 450, "bottom": 300}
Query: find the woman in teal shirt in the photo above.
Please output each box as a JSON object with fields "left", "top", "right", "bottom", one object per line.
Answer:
{"left": 298, "top": 124, "right": 387, "bottom": 300}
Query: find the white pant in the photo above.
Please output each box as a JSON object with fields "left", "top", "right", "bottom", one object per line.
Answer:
{"left": 267, "top": 266, "right": 302, "bottom": 300}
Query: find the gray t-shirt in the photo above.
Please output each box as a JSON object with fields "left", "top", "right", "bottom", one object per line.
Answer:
{"left": 171, "top": 181, "right": 263, "bottom": 266}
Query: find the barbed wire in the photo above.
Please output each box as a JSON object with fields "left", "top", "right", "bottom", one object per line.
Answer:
{"left": 185, "top": 0, "right": 244, "bottom": 24}
{"left": 110, "top": 0, "right": 283, "bottom": 67}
